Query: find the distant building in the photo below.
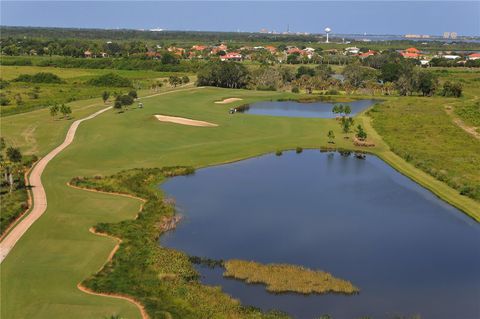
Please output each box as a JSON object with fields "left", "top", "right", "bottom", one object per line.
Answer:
{"left": 450, "top": 32, "right": 458, "bottom": 39}
{"left": 265, "top": 45, "right": 277, "bottom": 53}
{"left": 443, "top": 55, "right": 461, "bottom": 60}
{"left": 401, "top": 47, "right": 421, "bottom": 59}
{"left": 468, "top": 53, "right": 480, "bottom": 60}
{"left": 443, "top": 32, "right": 451, "bottom": 39}
{"left": 220, "top": 52, "right": 242, "bottom": 61}
{"left": 358, "top": 50, "right": 377, "bottom": 58}
{"left": 192, "top": 45, "right": 208, "bottom": 51}
{"left": 345, "top": 47, "right": 360, "bottom": 54}
{"left": 84, "top": 50, "right": 93, "bottom": 58}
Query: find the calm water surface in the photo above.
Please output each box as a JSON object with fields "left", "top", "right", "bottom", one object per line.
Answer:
{"left": 240, "top": 99, "right": 377, "bottom": 118}
{"left": 160, "top": 151, "right": 480, "bottom": 319}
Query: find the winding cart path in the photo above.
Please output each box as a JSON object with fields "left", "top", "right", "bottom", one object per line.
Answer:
{"left": 0, "top": 106, "right": 113, "bottom": 263}
{"left": 0, "top": 84, "right": 198, "bottom": 264}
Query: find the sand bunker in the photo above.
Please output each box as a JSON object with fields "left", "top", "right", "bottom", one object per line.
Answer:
{"left": 154, "top": 115, "right": 217, "bottom": 127}
{"left": 214, "top": 98, "right": 243, "bottom": 104}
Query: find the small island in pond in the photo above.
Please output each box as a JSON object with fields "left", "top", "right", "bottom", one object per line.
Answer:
{"left": 223, "top": 259, "right": 359, "bottom": 295}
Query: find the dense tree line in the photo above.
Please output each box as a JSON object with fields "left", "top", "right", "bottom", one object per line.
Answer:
{"left": 197, "top": 60, "right": 461, "bottom": 98}
{"left": 1, "top": 56, "right": 202, "bottom": 73}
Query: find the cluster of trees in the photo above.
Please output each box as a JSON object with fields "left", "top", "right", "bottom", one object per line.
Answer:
{"left": 430, "top": 57, "right": 480, "bottom": 68}
{"left": 49, "top": 103, "right": 72, "bottom": 119}
{"left": 13, "top": 72, "right": 64, "bottom": 84}
{"left": 87, "top": 73, "right": 132, "bottom": 87}
{"left": 196, "top": 60, "right": 463, "bottom": 98}
{"left": 168, "top": 75, "right": 189, "bottom": 87}
{"left": 332, "top": 104, "right": 351, "bottom": 117}
{"left": 0, "top": 138, "right": 25, "bottom": 194}
{"left": 197, "top": 62, "right": 249, "bottom": 89}
{"left": 113, "top": 90, "right": 137, "bottom": 112}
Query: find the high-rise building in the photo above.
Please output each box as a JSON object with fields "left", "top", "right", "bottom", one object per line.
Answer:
{"left": 450, "top": 32, "right": 458, "bottom": 39}
{"left": 443, "top": 32, "right": 450, "bottom": 39}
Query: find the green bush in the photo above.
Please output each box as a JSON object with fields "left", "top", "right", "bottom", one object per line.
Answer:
{"left": 87, "top": 73, "right": 132, "bottom": 87}
{"left": 14, "top": 72, "right": 63, "bottom": 83}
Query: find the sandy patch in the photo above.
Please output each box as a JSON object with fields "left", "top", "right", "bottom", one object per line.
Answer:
{"left": 215, "top": 98, "right": 243, "bottom": 104}
{"left": 154, "top": 115, "right": 217, "bottom": 127}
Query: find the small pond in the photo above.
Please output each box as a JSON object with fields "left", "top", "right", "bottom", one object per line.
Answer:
{"left": 160, "top": 150, "right": 480, "bottom": 319}
{"left": 237, "top": 99, "right": 377, "bottom": 118}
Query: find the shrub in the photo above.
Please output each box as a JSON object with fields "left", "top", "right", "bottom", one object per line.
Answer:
{"left": 296, "top": 147, "right": 303, "bottom": 153}
{"left": 87, "top": 73, "right": 132, "bottom": 87}
{"left": 0, "top": 79, "right": 10, "bottom": 89}
{"left": 292, "top": 86, "right": 300, "bottom": 93}
{"left": 275, "top": 150, "right": 283, "bottom": 156}
{"left": 326, "top": 89, "right": 339, "bottom": 95}
{"left": 14, "top": 72, "right": 63, "bottom": 83}
{"left": 128, "top": 90, "right": 138, "bottom": 99}
{"left": 441, "top": 81, "right": 462, "bottom": 97}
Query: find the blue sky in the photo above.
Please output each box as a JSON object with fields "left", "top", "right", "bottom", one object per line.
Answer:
{"left": 1, "top": 1, "right": 479, "bottom": 36}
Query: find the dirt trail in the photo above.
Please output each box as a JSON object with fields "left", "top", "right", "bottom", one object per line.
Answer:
{"left": 444, "top": 105, "right": 480, "bottom": 140}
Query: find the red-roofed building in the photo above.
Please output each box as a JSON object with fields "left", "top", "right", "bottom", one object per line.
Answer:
{"left": 286, "top": 47, "right": 307, "bottom": 56}
{"left": 358, "top": 50, "right": 377, "bottom": 58}
{"left": 401, "top": 52, "right": 420, "bottom": 59}
{"left": 265, "top": 45, "right": 277, "bottom": 53}
{"left": 146, "top": 51, "right": 161, "bottom": 58}
{"left": 468, "top": 53, "right": 480, "bottom": 60}
{"left": 405, "top": 47, "right": 420, "bottom": 54}
{"left": 220, "top": 52, "right": 242, "bottom": 61}
{"left": 211, "top": 44, "right": 228, "bottom": 54}
{"left": 192, "top": 45, "right": 208, "bottom": 51}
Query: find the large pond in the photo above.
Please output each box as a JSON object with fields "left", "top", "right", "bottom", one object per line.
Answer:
{"left": 160, "top": 151, "right": 480, "bottom": 319}
{"left": 238, "top": 99, "right": 377, "bottom": 118}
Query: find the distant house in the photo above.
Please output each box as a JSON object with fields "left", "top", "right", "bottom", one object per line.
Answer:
{"left": 265, "top": 45, "right": 277, "bottom": 53}
{"left": 345, "top": 47, "right": 360, "bottom": 54}
{"left": 146, "top": 51, "right": 161, "bottom": 59}
{"left": 84, "top": 50, "right": 93, "bottom": 58}
{"left": 192, "top": 45, "right": 208, "bottom": 51}
{"left": 405, "top": 47, "right": 421, "bottom": 54}
{"left": 358, "top": 50, "right": 376, "bottom": 58}
{"left": 467, "top": 53, "right": 480, "bottom": 60}
{"left": 401, "top": 52, "right": 420, "bottom": 58}
{"left": 100, "top": 52, "right": 109, "bottom": 58}
{"left": 443, "top": 55, "right": 461, "bottom": 60}
{"left": 211, "top": 44, "right": 228, "bottom": 54}
{"left": 167, "top": 47, "right": 185, "bottom": 56}
{"left": 220, "top": 52, "right": 242, "bottom": 61}
{"left": 286, "top": 47, "right": 306, "bottom": 55}
{"left": 420, "top": 59, "right": 430, "bottom": 66}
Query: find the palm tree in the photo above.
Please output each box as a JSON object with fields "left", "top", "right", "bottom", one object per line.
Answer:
{"left": 327, "top": 130, "right": 335, "bottom": 144}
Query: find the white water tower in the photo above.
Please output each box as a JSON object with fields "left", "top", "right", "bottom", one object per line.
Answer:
{"left": 325, "top": 27, "right": 332, "bottom": 43}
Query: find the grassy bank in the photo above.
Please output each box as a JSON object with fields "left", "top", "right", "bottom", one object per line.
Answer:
{"left": 367, "top": 97, "right": 480, "bottom": 203}
{"left": 224, "top": 260, "right": 359, "bottom": 295}
{"left": 1, "top": 86, "right": 478, "bottom": 318}
{"left": 69, "top": 168, "right": 288, "bottom": 319}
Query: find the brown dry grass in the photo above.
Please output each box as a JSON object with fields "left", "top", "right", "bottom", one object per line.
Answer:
{"left": 223, "top": 259, "right": 359, "bottom": 295}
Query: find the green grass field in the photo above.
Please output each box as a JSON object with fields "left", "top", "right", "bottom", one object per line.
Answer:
{"left": 0, "top": 65, "right": 191, "bottom": 115}
{"left": 1, "top": 83, "right": 479, "bottom": 318}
